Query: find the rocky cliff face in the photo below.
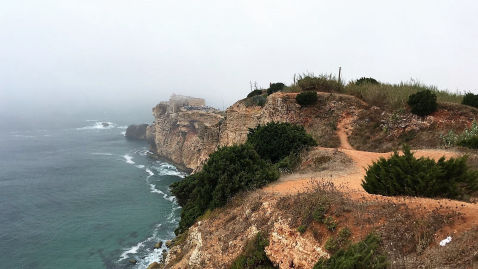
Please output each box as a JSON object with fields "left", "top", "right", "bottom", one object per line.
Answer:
{"left": 148, "top": 95, "right": 224, "bottom": 172}
{"left": 147, "top": 92, "right": 366, "bottom": 171}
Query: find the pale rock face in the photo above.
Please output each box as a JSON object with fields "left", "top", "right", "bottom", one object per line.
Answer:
{"left": 147, "top": 92, "right": 366, "bottom": 171}
{"left": 148, "top": 93, "right": 307, "bottom": 171}
{"left": 149, "top": 97, "right": 223, "bottom": 172}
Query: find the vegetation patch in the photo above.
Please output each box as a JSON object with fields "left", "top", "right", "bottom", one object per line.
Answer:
{"left": 354, "top": 77, "right": 379, "bottom": 85}
{"left": 243, "top": 95, "right": 267, "bottom": 107}
{"left": 267, "top": 82, "right": 285, "bottom": 95}
{"left": 362, "top": 145, "right": 478, "bottom": 201}
{"left": 407, "top": 90, "right": 437, "bottom": 116}
{"left": 247, "top": 122, "right": 317, "bottom": 163}
{"left": 442, "top": 121, "right": 478, "bottom": 148}
{"left": 296, "top": 91, "right": 318, "bottom": 106}
{"left": 247, "top": 89, "right": 264, "bottom": 98}
{"left": 344, "top": 80, "right": 462, "bottom": 109}
{"left": 230, "top": 232, "right": 277, "bottom": 269}
{"left": 314, "top": 233, "right": 387, "bottom": 269}
{"left": 462, "top": 92, "right": 478, "bottom": 108}
{"left": 296, "top": 74, "right": 343, "bottom": 93}
{"left": 324, "top": 227, "right": 352, "bottom": 254}
{"left": 171, "top": 144, "right": 279, "bottom": 234}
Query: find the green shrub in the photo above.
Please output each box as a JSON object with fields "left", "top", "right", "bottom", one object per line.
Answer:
{"left": 296, "top": 91, "right": 318, "bottom": 106}
{"left": 247, "top": 122, "right": 317, "bottom": 163}
{"left": 230, "top": 232, "right": 277, "bottom": 269}
{"left": 297, "top": 74, "right": 343, "bottom": 92}
{"left": 267, "top": 82, "right": 285, "bottom": 95}
{"left": 458, "top": 136, "right": 478, "bottom": 149}
{"left": 441, "top": 121, "right": 478, "bottom": 148}
{"left": 362, "top": 145, "right": 478, "bottom": 201}
{"left": 171, "top": 144, "right": 279, "bottom": 234}
{"left": 407, "top": 90, "right": 437, "bottom": 116}
{"left": 297, "top": 225, "right": 307, "bottom": 234}
{"left": 247, "top": 89, "right": 264, "bottom": 98}
{"left": 243, "top": 95, "right": 267, "bottom": 107}
{"left": 275, "top": 153, "right": 301, "bottom": 173}
{"left": 462, "top": 92, "right": 478, "bottom": 108}
{"left": 314, "top": 233, "right": 387, "bottom": 269}
{"left": 324, "top": 228, "right": 352, "bottom": 254}
{"left": 355, "top": 77, "right": 379, "bottom": 85}
{"left": 324, "top": 216, "right": 337, "bottom": 231}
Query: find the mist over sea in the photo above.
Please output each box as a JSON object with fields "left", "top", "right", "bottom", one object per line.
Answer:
{"left": 0, "top": 111, "right": 184, "bottom": 268}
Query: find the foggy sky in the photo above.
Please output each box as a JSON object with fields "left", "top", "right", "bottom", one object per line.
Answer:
{"left": 1, "top": 0, "right": 477, "bottom": 120}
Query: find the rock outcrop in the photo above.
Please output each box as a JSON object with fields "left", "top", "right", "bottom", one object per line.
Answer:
{"left": 148, "top": 95, "right": 224, "bottom": 172}
{"left": 145, "top": 92, "right": 367, "bottom": 171}
{"left": 125, "top": 124, "right": 151, "bottom": 140}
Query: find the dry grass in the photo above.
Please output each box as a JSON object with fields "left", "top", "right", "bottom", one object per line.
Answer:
{"left": 344, "top": 80, "right": 463, "bottom": 110}
{"left": 275, "top": 181, "right": 471, "bottom": 267}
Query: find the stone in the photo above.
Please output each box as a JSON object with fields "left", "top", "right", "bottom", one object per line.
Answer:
{"left": 154, "top": 241, "right": 163, "bottom": 249}
{"left": 129, "top": 259, "right": 137, "bottom": 264}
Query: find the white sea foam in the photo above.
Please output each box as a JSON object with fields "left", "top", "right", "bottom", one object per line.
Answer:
{"left": 124, "top": 154, "right": 135, "bottom": 164}
{"left": 91, "top": 152, "right": 113, "bottom": 156}
{"left": 76, "top": 121, "right": 115, "bottom": 130}
{"left": 121, "top": 131, "right": 126, "bottom": 136}
{"left": 135, "top": 165, "right": 145, "bottom": 169}
{"left": 152, "top": 163, "right": 187, "bottom": 178}
{"left": 119, "top": 241, "right": 144, "bottom": 261}
{"left": 146, "top": 169, "right": 154, "bottom": 177}
{"left": 117, "top": 125, "right": 128, "bottom": 129}
{"left": 118, "top": 223, "right": 170, "bottom": 266}
{"left": 149, "top": 184, "right": 175, "bottom": 202}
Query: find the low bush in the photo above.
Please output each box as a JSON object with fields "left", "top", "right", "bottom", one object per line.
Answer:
{"left": 296, "top": 91, "right": 318, "bottom": 106}
{"left": 407, "top": 90, "right": 437, "bottom": 116}
{"left": 324, "top": 227, "right": 352, "bottom": 254}
{"left": 314, "top": 233, "right": 387, "bottom": 269}
{"left": 296, "top": 74, "right": 343, "bottom": 92}
{"left": 458, "top": 136, "right": 478, "bottom": 149}
{"left": 355, "top": 77, "right": 379, "bottom": 85}
{"left": 171, "top": 144, "right": 279, "bottom": 234}
{"left": 267, "top": 82, "right": 285, "bottom": 95}
{"left": 243, "top": 95, "right": 267, "bottom": 107}
{"left": 442, "top": 121, "right": 478, "bottom": 148}
{"left": 247, "top": 122, "right": 317, "bottom": 163}
{"left": 324, "top": 216, "right": 337, "bottom": 231}
{"left": 462, "top": 92, "right": 478, "bottom": 108}
{"left": 362, "top": 145, "right": 478, "bottom": 201}
{"left": 230, "top": 232, "right": 277, "bottom": 269}
{"left": 247, "top": 89, "right": 264, "bottom": 98}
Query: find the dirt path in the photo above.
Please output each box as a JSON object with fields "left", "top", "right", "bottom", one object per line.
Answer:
{"left": 264, "top": 114, "right": 478, "bottom": 235}
{"left": 336, "top": 113, "right": 355, "bottom": 150}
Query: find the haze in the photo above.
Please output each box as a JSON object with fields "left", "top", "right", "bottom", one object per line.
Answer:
{"left": 1, "top": 0, "right": 477, "bottom": 127}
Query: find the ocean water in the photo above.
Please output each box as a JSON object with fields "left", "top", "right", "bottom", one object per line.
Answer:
{"left": 0, "top": 119, "right": 185, "bottom": 268}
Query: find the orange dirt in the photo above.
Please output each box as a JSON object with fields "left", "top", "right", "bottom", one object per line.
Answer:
{"left": 264, "top": 113, "right": 478, "bottom": 238}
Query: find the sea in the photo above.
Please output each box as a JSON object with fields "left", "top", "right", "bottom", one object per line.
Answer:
{"left": 0, "top": 113, "right": 185, "bottom": 268}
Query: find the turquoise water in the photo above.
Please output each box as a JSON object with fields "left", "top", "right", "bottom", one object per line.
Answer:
{"left": 0, "top": 119, "right": 184, "bottom": 268}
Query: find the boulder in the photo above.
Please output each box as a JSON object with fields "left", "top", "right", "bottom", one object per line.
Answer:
{"left": 154, "top": 241, "right": 163, "bottom": 249}
{"left": 125, "top": 124, "right": 149, "bottom": 140}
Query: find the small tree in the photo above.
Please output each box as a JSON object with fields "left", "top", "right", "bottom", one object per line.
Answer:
{"left": 267, "top": 82, "right": 285, "bottom": 95}
{"left": 296, "top": 91, "right": 318, "bottom": 106}
{"left": 407, "top": 90, "right": 437, "bottom": 116}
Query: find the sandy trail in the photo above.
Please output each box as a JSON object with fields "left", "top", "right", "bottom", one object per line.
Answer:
{"left": 264, "top": 114, "right": 478, "bottom": 234}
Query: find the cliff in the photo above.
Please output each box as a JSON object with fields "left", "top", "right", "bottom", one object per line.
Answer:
{"left": 147, "top": 92, "right": 367, "bottom": 171}
{"left": 148, "top": 95, "right": 224, "bottom": 172}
